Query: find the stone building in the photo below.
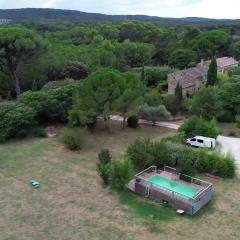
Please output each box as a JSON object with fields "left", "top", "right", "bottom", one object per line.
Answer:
{"left": 0, "top": 19, "right": 12, "bottom": 25}
{"left": 168, "top": 57, "right": 239, "bottom": 95}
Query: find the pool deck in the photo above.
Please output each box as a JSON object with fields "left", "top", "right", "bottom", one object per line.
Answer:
{"left": 128, "top": 166, "right": 213, "bottom": 215}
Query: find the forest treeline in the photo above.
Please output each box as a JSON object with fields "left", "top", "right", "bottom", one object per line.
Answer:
{"left": 1, "top": 19, "right": 240, "bottom": 97}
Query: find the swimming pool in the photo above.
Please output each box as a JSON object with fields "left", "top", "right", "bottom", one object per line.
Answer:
{"left": 148, "top": 175, "right": 199, "bottom": 198}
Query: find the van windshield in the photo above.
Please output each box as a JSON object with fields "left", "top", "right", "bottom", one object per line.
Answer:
{"left": 191, "top": 138, "right": 196, "bottom": 141}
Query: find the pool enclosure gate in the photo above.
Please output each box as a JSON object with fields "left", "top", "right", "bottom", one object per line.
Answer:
{"left": 130, "top": 166, "right": 212, "bottom": 215}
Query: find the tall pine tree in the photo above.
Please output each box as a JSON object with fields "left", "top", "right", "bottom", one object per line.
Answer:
{"left": 207, "top": 58, "right": 218, "bottom": 86}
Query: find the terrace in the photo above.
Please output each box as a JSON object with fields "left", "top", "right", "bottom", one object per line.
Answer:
{"left": 128, "top": 166, "right": 213, "bottom": 215}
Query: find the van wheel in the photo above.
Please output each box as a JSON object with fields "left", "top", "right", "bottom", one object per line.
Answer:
{"left": 186, "top": 143, "right": 191, "bottom": 147}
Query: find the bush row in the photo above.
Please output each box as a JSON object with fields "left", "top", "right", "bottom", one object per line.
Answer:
{"left": 0, "top": 81, "right": 80, "bottom": 142}
{"left": 127, "top": 138, "right": 236, "bottom": 178}
{"left": 19, "top": 81, "right": 81, "bottom": 123}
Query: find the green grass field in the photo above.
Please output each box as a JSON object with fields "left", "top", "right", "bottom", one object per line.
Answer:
{"left": 0, "top": 121, "right": 239, "bottom": 240}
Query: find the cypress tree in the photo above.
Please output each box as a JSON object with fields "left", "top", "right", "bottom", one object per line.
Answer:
{"left": 207, "top": 58, "right": 218, "bottom": 86}
{"left": 141, "top": 64, "right": 145, "bottom": 82}
{"left": 175, "top": 82, "right": 183, "bottom": 101}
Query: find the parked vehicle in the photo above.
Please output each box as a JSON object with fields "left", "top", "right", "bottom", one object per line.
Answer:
{"left": 186, "top": 136, "right": 216, "bottom": 149}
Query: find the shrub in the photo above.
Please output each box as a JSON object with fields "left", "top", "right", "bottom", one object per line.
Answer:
{"left": 41, "top": 79, "right": 77, "bottom": 91}
{"left": 97, "top": 149, "right": 112, "bottom": 185}
{"left": 60, "top": 127, "right": 88, "bottom": 150}
{"left": 33, "top": 127, "right": 47, "bottom": 138}
{"left": 127, "top": 138, "right": 154, "bottom": 170}
{"left": 195, "top": 148, "right": 215, "bottom": 173}
{"left": 139, "top": 104, "right": 171, "bottom": 126}
{"left": 109, "top": 157, "right": 134, "bottom": 191}
{"left": 162, "top": 132, "right": 186, "bottom": 144}
{"left": 195, "top": 150, "right": 236, "bottom": 178}
{"left": 98, "top": 149, "right": 112, "bottom": 165}
{"left": 236, "top": 115, "right": 240, "bottom": 128}
{"left": 179, "top": 115, "right": 219, "bottom": 138}
{"left": 19, "top": 91, "right": 49, "bottom": 122}
{"left": 127, "top": 115, "right": 139, "bottom": 128}
{"left": 0, "top": 102, "right": 36, "bottom": 142}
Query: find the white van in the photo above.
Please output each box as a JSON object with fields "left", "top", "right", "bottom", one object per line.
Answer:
{"left": 186, "top": 136, "right": 216, "bottom": 149}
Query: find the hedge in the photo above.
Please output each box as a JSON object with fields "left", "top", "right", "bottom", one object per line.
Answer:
{"left": 0, "top": 102, "right": 36, "bottom": 142}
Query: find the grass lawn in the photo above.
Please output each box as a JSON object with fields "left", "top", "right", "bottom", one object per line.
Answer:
{"left": 0, "top": 120, "right": 239, "bottom": 240}
{"left": 219, "top": 122, "right": 240, "bottom": 137}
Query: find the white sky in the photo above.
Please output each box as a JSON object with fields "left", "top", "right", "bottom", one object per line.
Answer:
{"left": 0, "top": 0, "right": 240, "bottom": 19}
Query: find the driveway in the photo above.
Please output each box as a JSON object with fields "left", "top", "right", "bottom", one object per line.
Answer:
{"left": 217, "top": 136, "right": 240, "bottom": 173}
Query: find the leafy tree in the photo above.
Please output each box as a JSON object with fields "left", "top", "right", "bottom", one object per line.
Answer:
{"left": 190, "top": 87, "right": 222, "bottom": 120}
{"left": 139, "top": 104, "right": 171, "bottom": 126}
{"left": 0, "top": 28, "right": 48, "bottom": 97}
{"left": 230, "top": 41, "right": 240, "bottom": 60}
{"left": 114, "top": 40, "right": 154, "bottom": 68}
{"left": 114, "top": 72, "right": 144, "bottom": 129}
{"left": 144, "top": 89, "right": 162, "bottom": 107}
{"left": 179, "top": 115, "right": 219, "bottom": 138}
{"left": 61, "top": 61, "right": 89, "bottom": 80}
{"left": 219, "top": 76, "right": 240, "bottom": 115}
{"left": 192, "top": 30, "right": 229, "bottom": 59}
{"left": 144, "top": 67, "right": 171, "bottom": 87}
{"left": 207, "top": 58, "right": 218, "bottom": 86}
{"left": 168, "top": 49, "right": 197, "bottom": 70}
{"left": 182, "top": 26, "right": 200, "bottom": 47}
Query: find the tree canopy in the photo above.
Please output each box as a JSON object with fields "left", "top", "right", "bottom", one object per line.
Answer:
{"left": 0, "top": 28, "right": 49, "bottom": 97}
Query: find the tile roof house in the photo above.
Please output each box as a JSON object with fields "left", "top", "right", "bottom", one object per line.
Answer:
{"left": 168, "top": 57, "right": 239, "bottom": 95}
{"left": 197, "top": 57, "right": 239, "bottom": 73}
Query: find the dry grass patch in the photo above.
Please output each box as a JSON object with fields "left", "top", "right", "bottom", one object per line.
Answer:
{"left": 0, "top": 122, "right": 239, "bottom": 240}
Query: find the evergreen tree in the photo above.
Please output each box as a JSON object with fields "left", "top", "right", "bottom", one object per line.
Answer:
{"left": 114, "top": 73, "right": 144, "bottom": 129}
{"left": 207, "top": 58, "right": 218, "bottom": 86}
{"left": 141, "top": 64, "right": 145, "bottom": 82}
{"left": 175, "top": 82, "right": 183, "bottom": 101}
{"left": 0, "top": 28, "right": 48, "bottom": 97}
{"left": 69, "top": 69, "right": 130, "bottom": 130}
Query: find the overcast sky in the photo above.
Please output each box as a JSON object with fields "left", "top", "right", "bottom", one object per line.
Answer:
{"left": 0, "top": 0, "right": 240, "bottom": 19}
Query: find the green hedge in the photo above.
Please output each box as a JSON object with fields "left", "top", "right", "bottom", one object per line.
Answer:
{"left": 19, "top": 81, "right": 80, "bottom": 123}
{"left": 127, "top": 138, "right": 236, "bottom": 178}
{"left": 196, "top": 149, "right": 236, "bottom": 178}
{"left": 0, "top": 102, "right": 36, "bottom": 142}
